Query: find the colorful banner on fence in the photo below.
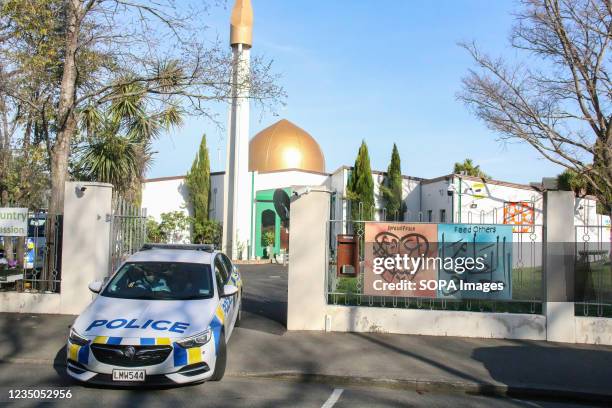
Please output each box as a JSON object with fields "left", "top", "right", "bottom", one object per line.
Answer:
{"left": 0, "top": 208, "right": 28, "bottom": 237}
{"left": 364, "top": 223, "right": 439, "bottom": 298}
{"left": 364, "top": 222, "right": 513, "bottom": 300}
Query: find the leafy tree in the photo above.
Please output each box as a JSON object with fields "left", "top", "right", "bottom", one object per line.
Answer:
{"left": 185, "top": 134, "right": 211, "bottom": 243}
{"left": 159, "top": 211, "right": 191, "bottom": 244}
{"left": 347, "top": 141, "right": 375, "bottom": 221}
{"left": 453, "top": 159, "right": 489, "bottom": 179}
{"left": 146, "top": 217, "right": 164, "bottom": 243}
{"left": 459, "top": 0, "right": 611, "bottom": 216}
{"left": 192, "top": 219, "right": 222, "bottom": 247}
{"left": 558, "top": 169, "right": 589, "bottom": 195}
{"left": 263, "top": 231, "right": 275, "bottom": 247}
{"left": 72, "top": 83, "right": 182, "bottom": 203}
{"left": 0, "top": 0, "right": 283, "bottom": 287}
{"left": 558, "top": 169, "right": 609, "bottom": 215}
{"left": 0, "top": 0, "right": 283, "bottom": 218}
{"left": 380, "top": 144, "right": 404, "bottom": 221}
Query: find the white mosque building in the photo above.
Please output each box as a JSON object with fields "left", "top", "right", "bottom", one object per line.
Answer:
{"left": 141, "top": 0, "right": 610, "bottom": 260}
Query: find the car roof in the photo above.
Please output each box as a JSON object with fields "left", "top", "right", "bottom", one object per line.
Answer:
{"left": 126, "top": 247, "right": 217, "bottom": 265}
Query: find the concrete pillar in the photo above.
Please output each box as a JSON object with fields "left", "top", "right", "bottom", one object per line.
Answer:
{"left": 60, "top": 182, "right": 113, "bottom": 314}
{"left": 287, "top": 188, "right": 330, "bottom": 330}
{"left": 543, "top": 190, "right": 576, "bottom": 343}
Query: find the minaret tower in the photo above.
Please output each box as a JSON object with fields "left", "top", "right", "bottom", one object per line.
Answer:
{"left": 222, "top": 0, "right": 253, "bottom": 259}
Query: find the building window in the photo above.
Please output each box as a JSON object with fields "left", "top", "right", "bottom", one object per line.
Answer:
{"left": 427, "top": 210, "right": 432, "bottom": 222}
{"left": 440, "top": 209, "right": 446, "bottom": 223}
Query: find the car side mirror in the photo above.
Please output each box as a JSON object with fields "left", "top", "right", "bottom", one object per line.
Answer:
{"left": 88, "top": 280, "right": 103, "bottom": 294}
{"left": 221, "top": 284, "right": 239, "bottom": 297}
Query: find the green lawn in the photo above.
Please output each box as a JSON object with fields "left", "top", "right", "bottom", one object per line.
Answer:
{"left": 328, "top": 267, "right": 544, "bottom": 315}
{"left": 575, "top": 260, "right": 612, "bottom": 317}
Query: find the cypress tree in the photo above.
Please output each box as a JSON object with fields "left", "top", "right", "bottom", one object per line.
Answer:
{"left": 347, "top": 141, "right": 375, "bottom": 221}
{"left": 381, "top": 144, "right": 404, "bottom": 221}
{"left": 186, "top": 134, "right": 211, "bottom": 242}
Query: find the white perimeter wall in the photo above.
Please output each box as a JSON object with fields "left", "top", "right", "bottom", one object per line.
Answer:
{"left": 142, "top": 172, "right": 610, "bottom": 245}
{"left": 141, "top": 177, "right": 191, "bottom": 221}
{"left": 254, "top": 170, "right": 328, "bottom": 192}
{"left": 421, "top": 179, "right": 453, "bottom": 222}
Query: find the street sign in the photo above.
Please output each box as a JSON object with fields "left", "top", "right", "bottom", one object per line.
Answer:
{"left": 0, "top": 208, "right": 28, "bottom": 237}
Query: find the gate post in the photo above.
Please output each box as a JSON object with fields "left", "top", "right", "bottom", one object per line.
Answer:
{"left": 543, "top": 189, "right": 576, "bottom": 343}
{"left": 287, "top": 187, "right": 330, "bottom": 330}
{"left": 60, "top": 182, "right": 113, "bottom": 314}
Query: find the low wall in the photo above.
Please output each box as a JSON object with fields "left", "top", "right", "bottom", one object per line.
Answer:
{"left": 575, "top": 317, "right": 612, "bottom": 345}
{"left": 0, "top": 182, "right": 112, "bottom": 316}
{"left": 0, "top": 292, "right": 61, "bottom": 314}
{"left": 326, "top": 305, "right": 547, "bottom": 340}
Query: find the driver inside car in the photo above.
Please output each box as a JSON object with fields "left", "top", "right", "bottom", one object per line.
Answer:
{"left": 128, "top": 266, "right": 170, "bottom": 292}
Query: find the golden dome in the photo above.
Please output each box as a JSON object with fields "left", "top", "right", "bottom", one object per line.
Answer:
{"left": 249, "top": 119, "right": 326, "bottom": 173}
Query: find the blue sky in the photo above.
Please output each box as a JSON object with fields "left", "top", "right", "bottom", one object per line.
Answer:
{"left": 149, "top": 0, "right": 563, "bottom": 183}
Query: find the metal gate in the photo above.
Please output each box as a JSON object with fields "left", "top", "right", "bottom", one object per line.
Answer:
{"left": 575, "top": 221, "right": 612, "bottom": 317}
{"left": 108, "top": 197, "right": 147, "bottom": 275}
{"left": 327, "top": 200, "right": 544, "bottom": 315}
{"left": 0, "top": 211, "right": 62, "bottom": 293}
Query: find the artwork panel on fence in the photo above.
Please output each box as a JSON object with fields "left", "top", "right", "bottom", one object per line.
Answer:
{"left": 364, "top": 223, "right": 438, "bottom": 298}
{"left": 503, "top": 201, "right": 535, "bottom": 233}
{"left": 437, "top": 223, "right": 513, "bottom": 300}
{"left": 363, "top": 222, "right": 514, "bottom": 300}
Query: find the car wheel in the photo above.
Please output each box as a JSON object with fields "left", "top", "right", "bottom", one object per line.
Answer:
{"left": 234, "top": 292, "right": 242, "bottom": 327}
{"left": 210, "top": 331, "right": 226, "bottom": 381}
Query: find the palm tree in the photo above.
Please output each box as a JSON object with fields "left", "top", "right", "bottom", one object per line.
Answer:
{"left": 73, "top": 80, "right": 183, "bottom": 203}
{"left": 453, "top": 159, "right": 489, "bottom": 179}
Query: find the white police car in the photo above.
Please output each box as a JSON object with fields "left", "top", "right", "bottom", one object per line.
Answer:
{"left": 66, "top": 244, "right": 242, "bottom": 386}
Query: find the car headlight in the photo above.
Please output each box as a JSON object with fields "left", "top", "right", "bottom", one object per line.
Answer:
{"left": 176, "top": 329, "right": 212, "bottom": 348}
{"left": 69, "top": 328, "right": 89, "bottom": 346}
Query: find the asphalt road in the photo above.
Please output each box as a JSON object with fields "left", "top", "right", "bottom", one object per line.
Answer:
{"left": 0, "top": 264, "right": 603, "bottom": 407}
{"left": 0, "top": 365, "right": 595, "bottom": 407}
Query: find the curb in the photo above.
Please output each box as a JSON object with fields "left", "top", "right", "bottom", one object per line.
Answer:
{"left": 2, "top": 359, "right": 611, "bottom": 403}
{"left": 227, "top": 371, "right": 612, "bottom": 404}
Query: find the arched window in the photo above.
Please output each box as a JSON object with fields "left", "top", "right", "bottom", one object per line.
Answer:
{"left": 261, "top": 209, "right": 276, "bottom": 247}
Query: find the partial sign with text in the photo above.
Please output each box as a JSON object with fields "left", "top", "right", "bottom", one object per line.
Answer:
{"left": 0, "top": 208, "right": 28, "bottom": 237}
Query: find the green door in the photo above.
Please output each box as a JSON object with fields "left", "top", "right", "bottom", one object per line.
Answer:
{"left": 254, "top": 188, "right": 292, "bottom": 258}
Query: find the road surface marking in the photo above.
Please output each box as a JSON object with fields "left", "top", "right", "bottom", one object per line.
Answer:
{"left": 510, "top": 398, "right": 541, "bottom": 407}
{"left": 321, "top": 388, "right": 343, "bottom": 408}
{"left": 269, "top": 275, "right": 280, "bottom": 278}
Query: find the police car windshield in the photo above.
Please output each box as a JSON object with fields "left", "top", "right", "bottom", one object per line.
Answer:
{"left": 102, "top": 262, "right": 214, "bottom": 300}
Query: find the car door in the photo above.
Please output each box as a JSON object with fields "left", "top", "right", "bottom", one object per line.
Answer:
{"left": 213, "top": 255, "right": 235, "bottom": 336}
{"left": 219, "top": 253, "right": 239, "bottom": 325}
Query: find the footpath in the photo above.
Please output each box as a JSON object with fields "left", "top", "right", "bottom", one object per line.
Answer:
{"left": 1, "top": 312, "right": 611, "bottom": 403}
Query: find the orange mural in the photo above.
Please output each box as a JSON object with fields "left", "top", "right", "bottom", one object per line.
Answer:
{"left": 503, "top": 201, "right": 535, "bottom": 233}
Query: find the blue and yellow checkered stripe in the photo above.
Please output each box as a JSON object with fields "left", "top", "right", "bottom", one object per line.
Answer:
{"left": 230, "top": 271, "right": 242, "bottom": 287}
{"left": 172, "top": 305, "right": 226, "bottom": 367}
{"left": 209, "top": 305, "right": 225, "bottom": 352}
{"left": 172, "top": 343, "right": 203, "bottom": 366}
{"left": 139, "top": 337, "right": 171, "bottom": 346}
{"left": 68, "top": 343, "right": 90, "bottom": 365}
{"left": 92, "top": 336, "right": 123, "bottom": 345}
{"left": 84, "top": 328, "right": 223, "bottom": 369}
